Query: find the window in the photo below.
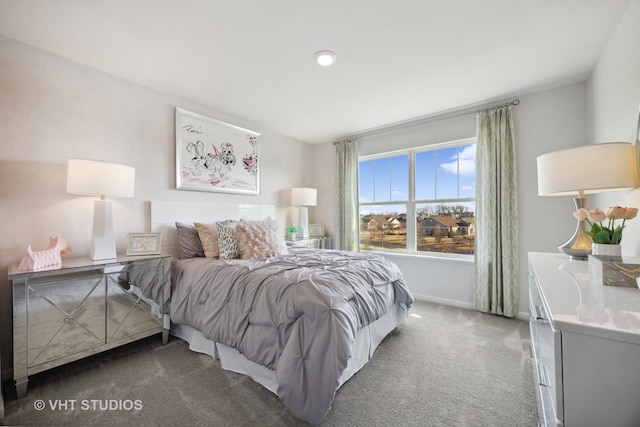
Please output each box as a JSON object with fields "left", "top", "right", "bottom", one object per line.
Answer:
{"left": 359, "top": 138, "right": 475, "bottom": 256}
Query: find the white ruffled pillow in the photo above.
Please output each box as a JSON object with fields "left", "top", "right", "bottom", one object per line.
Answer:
{"left": 235, "top": 217, "right": 288, "bottom": 259}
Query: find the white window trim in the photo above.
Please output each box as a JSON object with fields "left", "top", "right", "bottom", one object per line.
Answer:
{"left": 359, "top": 137, "right": 476, "bottom": 260}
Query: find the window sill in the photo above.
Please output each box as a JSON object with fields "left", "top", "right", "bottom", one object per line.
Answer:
{"left": 360, "top": 248, "right": 474, "bottom": 263}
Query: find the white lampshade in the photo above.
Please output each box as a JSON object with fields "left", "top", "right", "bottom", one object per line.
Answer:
{"left": 536, "top": 142, "right": 635, "bottom": 259}
{"left": 67, "top": 159, "right": 135, "bottom": 261}
{"left": 537, "top": 142, "right": 635, "bottom": 196}
{"left": 291, "top": 188, "right": 317, "bottom": 206}
{"left": 67, "top": 159, "right": 135, "bottom": 197}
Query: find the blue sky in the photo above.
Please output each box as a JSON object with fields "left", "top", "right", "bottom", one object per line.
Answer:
{"left": 359, "top": 144, "right": 476, "bottom": 215}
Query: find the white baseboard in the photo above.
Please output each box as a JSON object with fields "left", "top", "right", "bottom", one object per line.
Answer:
{"left": 412, "top": 293, "right": 474, "bottom": 310}
{"left": 411, "top": 293, "right": 529, "bottom": 321}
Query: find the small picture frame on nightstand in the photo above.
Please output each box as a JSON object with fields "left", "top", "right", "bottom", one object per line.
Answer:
{"left": 127, "top": 233, "right": 162, "bottom": 256}
{"left": 309, "top": 224, "right": 324, "bottom": 238}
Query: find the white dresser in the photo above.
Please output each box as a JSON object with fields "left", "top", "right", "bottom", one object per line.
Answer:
{"left": 528, "top": 252, "right": 640, "bottom": 427}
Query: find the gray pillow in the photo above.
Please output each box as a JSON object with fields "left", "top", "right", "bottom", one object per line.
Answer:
{"left": 175, "top": 222, "right": 205, "bottom": 259}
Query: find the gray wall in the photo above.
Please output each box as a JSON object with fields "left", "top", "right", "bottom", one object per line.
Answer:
{"left": 0, "top": 0, "right": 638, "bottom": 382}
{"left": 311, "top": 0, "right": 640, "bottom": 315}
{"left": 0, "top": 36, "right": 313, "bottom": 377}
{"left": 590, "top": 0, "right": 640, "bottom": 253}
{"left": 312, "top": 83, "right": 587, "bottom": 316}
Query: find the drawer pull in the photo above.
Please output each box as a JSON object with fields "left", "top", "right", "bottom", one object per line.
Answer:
{"left": 534, "top": 304, "right": 544, "bottom": 320}
{"left": 537, "top": 363, "right": 550, "bottom": 387}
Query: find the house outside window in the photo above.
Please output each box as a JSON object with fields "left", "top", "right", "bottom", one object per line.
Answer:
{"left": 358, "top": 138, "right": 476, "bottom": 257}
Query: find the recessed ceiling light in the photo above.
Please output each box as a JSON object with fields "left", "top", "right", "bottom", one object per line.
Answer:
{"left": 314, "top": 50, "right": 337, "bottom": 66}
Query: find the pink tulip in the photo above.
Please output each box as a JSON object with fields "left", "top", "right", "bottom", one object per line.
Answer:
{"left": 581, "top": 205, "right": 637, "bottom": 244}
{"left": 624, "top": 207, "right": 638, "bottom": 220}
{"left": 573, "top": 208, "right": 588, "bottom": 221}
{"left": 587, "top": 208, "right": 606, "bottom": 222}
{"left": 606, "top": 206, "right": 627, "bottom": 219}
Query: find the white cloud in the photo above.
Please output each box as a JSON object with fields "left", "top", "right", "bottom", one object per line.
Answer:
{"left": 440, "top": 145, "right": 476, "bottom": 176}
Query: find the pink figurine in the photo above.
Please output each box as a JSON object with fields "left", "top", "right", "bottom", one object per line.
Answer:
{"left": 19, "top": 236, "right": 72, "bottom": 270}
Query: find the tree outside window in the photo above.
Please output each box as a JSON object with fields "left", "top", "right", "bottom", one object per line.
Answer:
{"left": 359, "top": 139, "right": 475, "bottom": 256}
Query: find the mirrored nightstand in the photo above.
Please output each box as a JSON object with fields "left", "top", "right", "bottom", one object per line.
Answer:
{"left": 285, "top": 237, "right": 333, "bottom": 249}
{"left": 8, "top": 254, "right": 171, "bottom": 398}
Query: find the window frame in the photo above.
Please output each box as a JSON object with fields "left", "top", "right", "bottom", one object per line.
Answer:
{"left": 358, "top": 137, "right": 476, "bottom": 260}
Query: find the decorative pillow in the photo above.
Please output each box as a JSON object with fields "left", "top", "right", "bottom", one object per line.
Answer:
{"left": 216, "top": 222, "right": 241, "bottom": 260}
{"left": 194, "top": 222, "right": 221, "bottom": 258}
{"left": 175, "top": 222, "right": 204, "bottom": 259}
{"left": 235, "top": 217, "right": 288, "bottom": 259}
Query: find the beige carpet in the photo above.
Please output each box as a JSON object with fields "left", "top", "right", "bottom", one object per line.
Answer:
{"left": 2, "top": 301, "right": 540, "bottom": 426}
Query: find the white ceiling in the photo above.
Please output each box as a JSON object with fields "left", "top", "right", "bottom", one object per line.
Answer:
{"left": 0, "top": 0, "right": 631, "bottom": 144}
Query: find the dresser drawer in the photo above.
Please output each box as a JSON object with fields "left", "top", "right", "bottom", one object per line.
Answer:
{"left": 529, "top": 267, "right": 563, "bottom": 426}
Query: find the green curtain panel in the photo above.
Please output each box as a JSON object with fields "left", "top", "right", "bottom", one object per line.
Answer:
{"left": 335, "top": 139, "right": 359, "bottom": 251}
{"left": 474, "top": 106, "right": 519, "bottom": 317}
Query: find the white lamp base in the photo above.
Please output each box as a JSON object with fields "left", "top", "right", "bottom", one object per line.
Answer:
{"left": 90, "top": 199, "right": 117, "bottom": 261}
{"left": 297, "top": 206, "right": 310, "bottom": 239}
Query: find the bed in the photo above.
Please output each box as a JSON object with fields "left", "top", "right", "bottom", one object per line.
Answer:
{"left": 150, "top": 201, "right": 414, "bottom": 425}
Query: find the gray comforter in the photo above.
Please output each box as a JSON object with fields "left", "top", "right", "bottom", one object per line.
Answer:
{"left": 170, "top": 247, "right": 414, "bottom": 424}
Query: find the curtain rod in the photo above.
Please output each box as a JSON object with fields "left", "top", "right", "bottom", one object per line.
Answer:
{"left": 477, "top": 99, "right": 520, "bottom": 113}
{"left": 335, "top": 97, "right": 521, "bottom": 142}
{"left": 333, "top": 138, "right": 357, "bottom": 146}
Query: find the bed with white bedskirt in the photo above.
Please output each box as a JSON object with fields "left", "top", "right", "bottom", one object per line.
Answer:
{"left": 150, "top": 201, "right": 414, "bottom": 425}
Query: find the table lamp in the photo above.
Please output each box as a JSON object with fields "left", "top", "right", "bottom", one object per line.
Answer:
{"left": 537, "top": 142, "right": 635, "bottom": 259}
{"left": 291, "top": 187, "right": 317, "bottom": 239}
{"left": 67, "top": 159, "right": 135, "bottom": 260}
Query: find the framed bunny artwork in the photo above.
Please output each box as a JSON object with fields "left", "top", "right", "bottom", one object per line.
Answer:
{"left": 175, "top": 107, "right": 260, "bottom": 195}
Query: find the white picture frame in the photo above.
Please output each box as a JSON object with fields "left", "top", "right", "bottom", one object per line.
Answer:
{"left": 127, "top": 233, "right": 162, "bottom": 256}
{"left": 175, "top": 107, "right": 260, "bottom": 195}
{"left": 309, "top": 224, "right": 325, "bottom": 238}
